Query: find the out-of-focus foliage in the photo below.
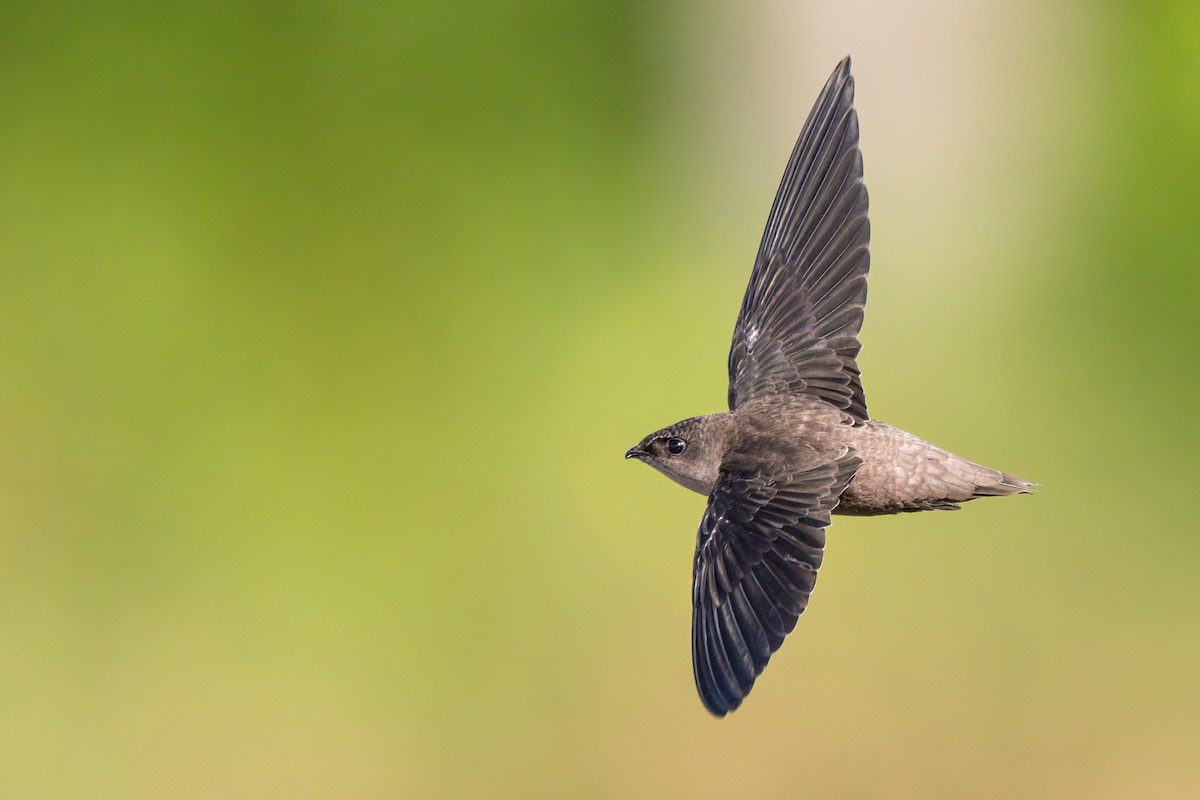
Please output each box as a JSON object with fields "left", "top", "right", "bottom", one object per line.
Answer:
{"left": 0, "top": 2, "right": 1196, "bottom": 798}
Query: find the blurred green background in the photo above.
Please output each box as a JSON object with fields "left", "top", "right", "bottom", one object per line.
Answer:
{"left": 1, "top": 1, "right": 1197, "bottom": 797}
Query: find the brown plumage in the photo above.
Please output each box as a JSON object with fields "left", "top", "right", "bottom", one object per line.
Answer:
{"left": 625, "top": 57, "right": 1034, "bottom": 717}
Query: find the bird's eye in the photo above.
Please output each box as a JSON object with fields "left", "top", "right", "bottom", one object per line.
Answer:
{"left": 666, "top": 437, "right": 686, "bottom": 456}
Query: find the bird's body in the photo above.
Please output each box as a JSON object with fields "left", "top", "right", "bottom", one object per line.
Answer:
{"left": 626, "top": 57, "right": 1034, "bottom": 717}
{"left": 637, "top": 395, "right": 1030, "bottom": 512}
{"left": 838, "top": 413, "right": 1031, "bottom": 515}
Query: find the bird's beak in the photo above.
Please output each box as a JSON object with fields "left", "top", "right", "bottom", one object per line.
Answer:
{"left": 625, "top": 446, "right": 647, "bottom": 460}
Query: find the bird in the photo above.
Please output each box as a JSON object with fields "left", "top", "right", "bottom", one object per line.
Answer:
{"left": 624, "top": 56, "right": 1034, "bottom": 718}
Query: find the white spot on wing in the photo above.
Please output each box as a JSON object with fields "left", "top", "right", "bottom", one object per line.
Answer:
{"left": 746, "top": 326, "right": 759, "bottom": 351}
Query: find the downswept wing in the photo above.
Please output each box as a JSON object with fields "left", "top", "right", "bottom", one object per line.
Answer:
{"left": 728, "top": 56, "right": 871, "bottom": 419}
{"left": 692, "top": 450, "right": 861, "bottom": 716}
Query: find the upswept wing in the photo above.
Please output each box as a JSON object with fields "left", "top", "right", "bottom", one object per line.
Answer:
{"left": 728, "top": 57, "right": 871, "bottom": 419}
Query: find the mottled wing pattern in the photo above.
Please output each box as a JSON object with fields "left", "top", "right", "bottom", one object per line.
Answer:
{"left": 692, "top": 450, "right": 861, "bottom": 716}
{"left": 727, "top": 56, "right": 871, "bottom": 420}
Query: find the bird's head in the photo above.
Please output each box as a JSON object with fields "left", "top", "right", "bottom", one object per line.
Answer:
{"left": 625, "top": 414, "right": 733, "bottom": 496}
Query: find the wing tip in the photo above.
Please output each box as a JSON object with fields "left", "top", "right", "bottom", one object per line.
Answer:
{"left": 835, "top": 55, "right": 855, "bottom": 93}
{"left": 826, "top": 56, "right": 856, "bottom": 105}
{"left": 703, "top": 701, "right": 735, "bottom": 719}
{"left": 697, "top": 670, "right": 748, "bottom": 718}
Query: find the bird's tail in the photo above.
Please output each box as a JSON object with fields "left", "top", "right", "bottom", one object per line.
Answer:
{"left": 967, "top": 465, "right": 1037, "bottom": 498}
{"left": 839, "top": 422, "right": 1036, "bottom": 514}
{"left": 909, "top": 446, "right": 1036, "bottom": 511}
{"left": 937, "top": 450, "right": 1037, "bottom": 507}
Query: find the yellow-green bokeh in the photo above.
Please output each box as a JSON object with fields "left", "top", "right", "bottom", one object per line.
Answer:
{"left": 1, "top": 2, "right": 1197, "bottom": 798}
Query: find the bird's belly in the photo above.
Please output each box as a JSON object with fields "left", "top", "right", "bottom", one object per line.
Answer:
{"left": 834, "top": 420, "right": 1007, "bottom": 515}
{"left": 834, "top": 421, "right": 951, "bottom": 515}
{"left": 836, "top": 467, "right": 906, "bottom": 515}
